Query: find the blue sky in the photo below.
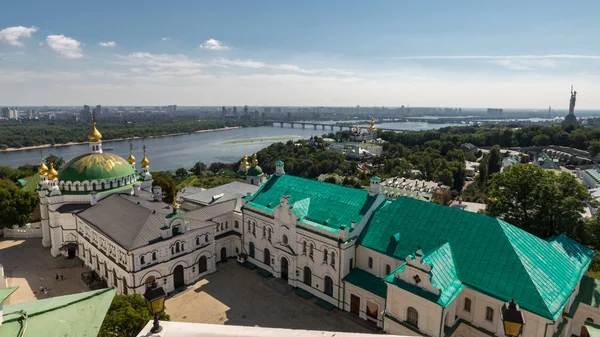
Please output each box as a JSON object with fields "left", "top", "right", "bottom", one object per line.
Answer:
{"left": 1, "top": 0, "right": 599, "bottom": 108}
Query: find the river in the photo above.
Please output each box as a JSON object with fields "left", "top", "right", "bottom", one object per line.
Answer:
{"left": 0, "top": 121, "right": 463, "bottom": 171}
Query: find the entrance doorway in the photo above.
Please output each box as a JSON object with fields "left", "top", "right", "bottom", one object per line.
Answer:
{"left": 264, "top": 248, "right": 271, "bottom": 266}
{"left": 220, "top": 247, "right": 227, "bottom": 262}
{"left": 303, "top": 266, "right": 312, "bottom": 286}
{"left": 280, "top": 257, "right": 289, "bottom": 280}
{"left": 67, "top": 247, "right": 76, "bottom": 259}
{"left": 173, "top": 265, "right": 185, "bottom": 289}
{"left": 198, "top": 256, "right": 207, "bottom": 273}
{"left": 350, "top": 294, "right": 360, "bottom": 316}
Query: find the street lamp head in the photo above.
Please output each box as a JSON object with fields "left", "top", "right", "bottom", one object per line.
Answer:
{"left": 501, "top": 299, "right": 525, "bottom": 337}
{"left": 143, "top": 284, "right": 166, "bottom": 315}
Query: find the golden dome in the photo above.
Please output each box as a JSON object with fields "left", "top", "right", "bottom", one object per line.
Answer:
{"left": 38, "top": 157, "right": 48, "bottom": 176}
{"left": 242, "top": 154, "right": 251, "bottom": 168}
{"left": 88, "top": 122, "right": 103, "bottom": 142}
{"left": 252, "top": 153, "right": 259, "bottom": 166}
{"left": 367, "top": 117, "right": 377, "bottom": 131}
{"left": 47, "top": 162, "right": 58, "bottom": 180}
{"left": 141, "top": 152, "right": 150, "bottom": 168}
{"left": 128, "top": 150, "right": 136, "bottom": 165}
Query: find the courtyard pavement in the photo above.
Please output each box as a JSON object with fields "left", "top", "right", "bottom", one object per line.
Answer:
{"left": 0, "top": 238, "right": 88, "bottom": 304}
{"left": 166, "top": 260, "right": 378, "bottom": 333}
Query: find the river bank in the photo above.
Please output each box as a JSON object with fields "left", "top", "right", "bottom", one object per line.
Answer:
{"left": 0, "top": 126, "right": 242, "bottom": 153}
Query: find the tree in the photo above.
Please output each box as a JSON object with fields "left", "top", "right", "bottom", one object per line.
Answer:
{"left": 486, "top": 164, "right": 591, "bottom": 240}
{"left": 432, "top": 189, "right": 453, "bottom": 206}
{"left": 434, "top": 168, "right": 454, "bottom": 188}
{"left": 192, "top": 162, "right": 207, "bottom": 175}
{"left": 0, "top": 179, "right": 38, "bottom": 228}
{"left": 152, "top": 174, "right": 176, "bottom": 204}
{"left": 45, "top": 154, "right": 65, "bottom": 170}
{"left": 589, "top": 140, "right": 600, "bottom": 159}
{"left": 99, "top": 294, "right": 170, "bottom": 337}
{"left": 487, "top": 146, "right": 501, "bottom": 177}
{"left": 533, "top": 134, "right": 551, "bottom": 146}
{"left": 175, "top": 168, "right": 188, "bottom": 180}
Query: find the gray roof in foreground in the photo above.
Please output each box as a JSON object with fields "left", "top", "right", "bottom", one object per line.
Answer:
{"left": 181, "top": 182, "right": 258, "bottom": 206}
{"left": 77, "top": 194, "right": 236, "bottom": 251}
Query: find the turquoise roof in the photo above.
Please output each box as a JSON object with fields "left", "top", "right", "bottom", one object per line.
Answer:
{"left": 344, "top": 268, "right": 388, "bottom": 298}
{"left": 0, "top": 287, "right": 116, "bottom": 337}
{"left": 247, "top": 165, "right": 263, "bottom": 176}
{"left": 360, "top": 197, "right": 594, "bottom": 320}
{"left": 370, "top": 176, "right": 381, "bottom": 181}
{"left": 276, "top": 160, "right": 284, "bottom": 165}
{"left": 247, "top": 174, "right": 377, "bottom": 230}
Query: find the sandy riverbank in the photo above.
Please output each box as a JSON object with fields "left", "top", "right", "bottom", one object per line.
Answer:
{"left": 0, "top": 126, "right": 241, "bottom": 152}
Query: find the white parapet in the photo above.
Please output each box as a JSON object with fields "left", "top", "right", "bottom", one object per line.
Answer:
{"left": 137, "top": 321, "right": 410, "bottom": 337}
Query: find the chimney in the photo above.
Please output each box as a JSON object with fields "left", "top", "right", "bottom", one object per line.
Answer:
{"left": 369, "top": 176, "right": 381, "bottom": 196}
{"left": 152, "top": 186, "right": 162, "bottom": 202}
{"left": 275, "top": 160, "right": 285, "bottom": 176}
{"left": 351, "top": 221, "right": 357, "bottom": 230}
{"left": 133, "top": 183, "right": 140, "bottom": 197}
{"left": 90, "top": 191, "right": 98, "bottom": 206}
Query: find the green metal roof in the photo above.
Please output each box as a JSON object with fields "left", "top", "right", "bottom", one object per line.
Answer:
{"left": 247, "top": 165, "right": 263, "bottom": 176}
{"left": 247, "top": 174, "right": 377, "bottom": 230}
{"left": 360, "top": 197, "right": 594, "bottom": 320}
{"left": 58, "top": 152, "right": 136, "bottom": 182}
{"left": 0, "top": 287, "right": 116, "bottom": 337}
{"left": 370, "top": 176, "right": 381, "bottom": 181}
{"left": 0, "top": 286, "right": 18, "bottom": 304}
{"left": 343, "top": 268, "right": 387, "bottom": 298}
{"left": 276, "top": 160, "right": 284, "bottom": 165}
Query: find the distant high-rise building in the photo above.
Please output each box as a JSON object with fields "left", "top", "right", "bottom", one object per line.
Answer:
{"left": 2, "top": 107, "right": 19, "bottom": 119}
{"left": 487, "top": 108, "right": 504, "bottom": 117}
{"left": 80, "top": 105, "right": 92, "bottom": 122}
{"left": 243, "top": 105, "right": 249, "bottom": 115}
{"left": 96, "top": 105, "right": 102, "bottom": 115}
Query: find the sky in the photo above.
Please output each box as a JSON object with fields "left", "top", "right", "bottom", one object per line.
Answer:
{"left": 1, "top": 0, "right": 599, "bottom": 108}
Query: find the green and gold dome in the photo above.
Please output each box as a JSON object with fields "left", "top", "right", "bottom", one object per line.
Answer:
{"left": 58, "top": 152, "right": 136, "bottom": 183}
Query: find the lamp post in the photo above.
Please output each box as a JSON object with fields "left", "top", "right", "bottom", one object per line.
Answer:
{"left": 500, "top": 299, "right": 525, "bottom": 337}
{"left": 143, "top": 284, "right": 167, "bottom": 333}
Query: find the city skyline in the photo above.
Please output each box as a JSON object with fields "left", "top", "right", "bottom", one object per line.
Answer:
{"left": 1, "top": 1, "right": 600, "bottom": 108}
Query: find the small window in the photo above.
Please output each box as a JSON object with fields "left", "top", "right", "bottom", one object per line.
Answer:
{"left": 225, "top": 221, "right": 228, "bottom": 228}
{"left": 145, "top": 276, "right": 156, "bottom": 288}
{"left": 464, "top": 298, "right": 471, "bottom": 312}
{"left": 247, "top": 220, "right": 251, "bottom": 232}
{"left": 309, "top": 243, "right": 314, "bottom": 259}
{"left": 413, "top": 275, "right": 421, "bottom": 284}
{"left": 262, "top": 226, "right": 266, "bottom": 238}
{"left": 330, "top": 252, "right": 335, "bottom": 268}
{"left": 282, "top": 234, "right": 288, "bottom": 245}
{"left": 152, "top": 252, "right": 157, "bottom": 261}
{"left": 302, "top": 241, "right": 307, "bottom": 255}
{"left": 268, "top": 228, "right": 272, "bottom": 242}
{"left": 236, "top": 247, "right": 239, "bottom": 253}
{"left": 205, "top": 235, "right": 209, "bottom": 243}
{"left": 485, "top": 307, "right": 494, "bottom": 322}
{"left": 171, "top": 247, "right": 174, "bottom": 255}
{"left": 323, "top": 249, "right": 328, "bottom": 263}
{"left": 140, "top": 256, "right": 145, "bottom": 265}
{"left": 235, "top": 221, "right": 239, "bottom": 228}
{"left": 196, "top": 237, "right": 200, "bottom": 245}
{"left": 385, "top": 264, "right": 391, "bottom": 275}
{"left": 368, "top": 257, "right": 373, "bottom": 269}
{"left": 407, "top": 307, "right": 418, "bottom": 327}
{"left": 175, "top": 242, "right": 180, "bottom": 253}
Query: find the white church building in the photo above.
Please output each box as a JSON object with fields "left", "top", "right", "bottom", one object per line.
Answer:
{"left": 34, "top": 120, "right": 600, "bottom": 337}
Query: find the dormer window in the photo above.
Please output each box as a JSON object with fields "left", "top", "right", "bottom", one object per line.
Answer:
{"left": 413, "top": 275, "right": 421, "bottom": 284}
{"left": 196, "top": 237, "right": 200, "bottom": 245}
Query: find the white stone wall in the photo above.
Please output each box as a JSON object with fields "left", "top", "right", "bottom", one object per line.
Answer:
{"left": 2, "top": 227, "right": 42, "bottom": 238}
{"left": 344, "top": 282, "right": 385, "bottom": 327}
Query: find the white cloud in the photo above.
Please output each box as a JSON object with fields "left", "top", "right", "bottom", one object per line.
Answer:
{"left": 380, "top": 54, "right": 600, "bottom": 60}
{"left": 161, "top": 37, "right": 171, "bottom": 41}
{"left": 0, "top": 26, "right": 37, "bottom": 46}
{"left": 489, "top": 59, "right": 557, "bottom": 71}
{"left": 99, "top": 41, "right": 116, "bottom": 47}
{"left": 46, "top": 35, "right": 83, "bottom": 58}
{"left": 213, "top": 58, "right": 265, "bottom": 68}
{"left": 200, "top": 38, "right": 229, "bottom": 51}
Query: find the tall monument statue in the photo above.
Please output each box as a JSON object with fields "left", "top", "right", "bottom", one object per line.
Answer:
{"left": 563, "top": 85, "right": 578, "bottom": 125}
{"left": 569, "top": 85, "right": 577, "bottom": 115}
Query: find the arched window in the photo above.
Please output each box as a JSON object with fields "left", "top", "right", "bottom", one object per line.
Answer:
{"left": 175, "top": 242, "right": 180, "bottom": 253}
{"left": 247, "top": 220, "right": 251, "bottom": 232}
{"left": 268, "top": 228, "right": 272, "bottom": 241}
{"left": 282, "top": 234, "right": 288, "bottom": 245}
{"left": 302, "top": 241, "right": 307, "bottom": 255}
{"left": 171, "top": 247, "right": 174, "bottom": 255}
{"left": 309, "top": 243, "right": 314, "bottom": 259}
{"left": 225, "top": 221, "right": 228, "bottom": 228}
{"left": 264, "top": 248, "right": 271, "bottom": 266}
{"left": 198, "top": 256, "right": 207, "bottom": 273}
{"left": 385, "top": 264, "right": 391, "bottom": 275}
{"left": 407, "top": 307, "right": 418, "bottom": 327}
{"left": 249, "top": 242, "right": 255, "bottom": 258}
{"left": 145, "top": 276, "right": 156, "bottom": 288}
{"left": 205, "top": 235, "right": 209, "bottom": 243}
{"left": 331, "top": 252, "right": 336, "bottom": 268}
{"left": 152, "top": 252, "right": 157, "bottom": 261}
{"left": 234, "top": 221, "right": 239, "bottom": 228}
{"left": 262, "top": 226, "right": 266, "bottom": 238}
{"left": 140, "top": 256, "right": 145, "bottom": 265}
{"left": 324, "top": 276, "right": 333, "bottom": 296}
{"left": 323, "top": 249, "right": 328, "bottom": 263}
{"left": 181, "top": 242, "right": 185, "bottom": 251}
{"left": 252, "top": 223, "right": 256, "bottom": 236}
{"left": 196, "top": 237, "right": 200, "bottom": 245}
{"left": 368, "top": 257, "right": 373, "bottom": 269}
{"left": 464, "top": 298, "right": 471, "bottom": 312}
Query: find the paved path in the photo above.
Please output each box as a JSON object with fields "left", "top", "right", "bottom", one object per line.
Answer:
{"left": 0, "top": 239, "right": 88, "bottom": 304}
{"left": 166, "top": 260, "right": 378, "bottom": 333}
